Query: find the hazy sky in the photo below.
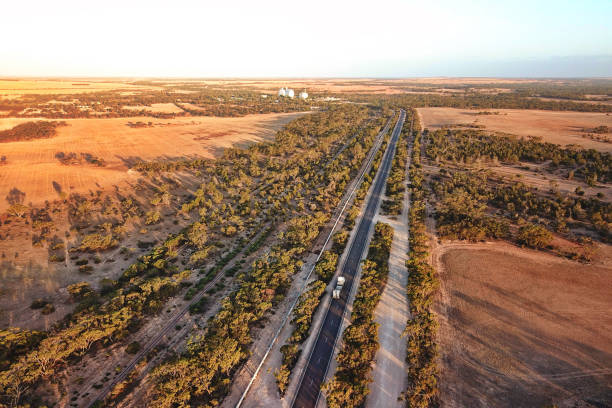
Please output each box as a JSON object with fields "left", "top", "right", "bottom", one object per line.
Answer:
{"left": 2, "top": 0, "right": 611, "bottom": 77}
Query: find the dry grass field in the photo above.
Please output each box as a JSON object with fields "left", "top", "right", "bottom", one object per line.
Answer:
{"left": 418, "top": 107, "right": 612, "bottom": 152}
{"left": 0, "top": 113, "right": 303, "bottom": 211}
{"left": 0, "top": 79, "right": 160, "bottom": 97}
{"left": 435, "top": 244, "right": 612, "bottom": 408}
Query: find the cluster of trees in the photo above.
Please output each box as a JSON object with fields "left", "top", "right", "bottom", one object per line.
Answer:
{"left": 324, "top": 222, "right": 393, "bottom": 408}
{"left": 77, "top": 223, "right": 125, "bottom": 252}
{"left": 431, "top": 170, "right": 510, "bottom": 241}
{"left": 150, "top": 245, "right": 302, "bottom": 406}
{"left": 403, "top": 125, "right": 440, "bottom": 407}
{"left": 0, "top": 121, "right": 66, "bottom": 142}
{"left": 431, "top": 167, "right": 612, "bottom": 243}
{"left": 427, "top": 128, "right": 612, "bottom": 185}
{"left": 55, "top": 151, "right": 106, "bottom": 166}
{"left": 0, "top": 328, "right": 45, "bottom": 370}
{"left": 492, "top": 180, "right": 612, "bottom": 242}
{"left": 0, "top": 236, "right": 189, "bottom": 406}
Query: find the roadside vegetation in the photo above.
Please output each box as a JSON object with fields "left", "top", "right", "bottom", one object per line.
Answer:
{"left": 403, "top": 122, "right": 440, "bottom": 408}
{"left": 324, "top": 222, "right": 393, "bottom": 408}
{"left": 383, "top": 119, "right": 410, "bottom": 215}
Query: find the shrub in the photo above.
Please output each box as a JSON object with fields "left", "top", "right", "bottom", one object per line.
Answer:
{"left": 145, "top": 210, "right": 161, "bottom": 225}
{"left": 78, "top": 233, "right": 119, "bottom": 252}
{"left": 126, "top": 341, "right": 141, "bottom": 354}
{"left": 67, "top": 282, "right": 94, "bottom": 301}
{"left": 517, "top": 223, "right": 553, "bottom": 249}
{"left": 30, "top": 299, "right": 49, "bottom": 309}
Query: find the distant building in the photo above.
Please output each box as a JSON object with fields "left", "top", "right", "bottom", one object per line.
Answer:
{"left": 278, "top": 88, "right": 286, "bottom": 97}
{"left": 299, "top": 91, "right": 308, "bottom": 100}
{"left": 261, "top": 94, "right": 268, "bottom": 98}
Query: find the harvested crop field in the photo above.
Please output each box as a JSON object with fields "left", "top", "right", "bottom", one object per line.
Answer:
{"left": 0, "top": 112, "right": 304, "bottom": 211}
{"left": 0, "top": 79, "right": 160, "bottom": 96}
{"left": 418, "top": 107, "right": 612, "bottom": 152}
{"left": 436, "top": 244, "right": 612, "bottom": 408}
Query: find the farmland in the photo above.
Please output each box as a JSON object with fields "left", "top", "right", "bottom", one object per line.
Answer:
{"left": 436, "top": 245, "right": 612, "bottom": 407}
{"left": 0, "top": 113, "right": 303, "bottom": 211}
{"left": 419, "top": 107, "right": 612, "bottom": 152}
{"left": 419, "top": 107, "right": 612, "bottom": 407}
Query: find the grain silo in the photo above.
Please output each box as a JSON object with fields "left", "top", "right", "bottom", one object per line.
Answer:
{"left": 278, "top": 88, "right": 286, "bottom": 97}
{"left": 299, "top": 91, "right": 308, "bottom": 99}
{"left": 286, "top": 88, "right": 295, "bottom": 98}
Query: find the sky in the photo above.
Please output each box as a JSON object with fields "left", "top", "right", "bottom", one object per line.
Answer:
{"left": 1, "top": 0, "right": 611, "bottom": 77}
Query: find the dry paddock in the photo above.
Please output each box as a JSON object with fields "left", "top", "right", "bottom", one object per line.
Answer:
{"left": 435, "top": 244, "right": 612, "bottom": 408}
{"left": 0, "top": 113, "right": 304, "bottom": 211}
{"left": 418, "top": 107, "right": 612, "bottom": 152}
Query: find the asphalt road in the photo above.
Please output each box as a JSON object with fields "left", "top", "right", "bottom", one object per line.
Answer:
{"left": 291, "top": 109, "right": 406, "bottom": 408}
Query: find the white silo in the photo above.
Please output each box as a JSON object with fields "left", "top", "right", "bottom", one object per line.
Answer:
{"left": 278, "top": 87, "right": 286, "bottom": 97}
{"left": 299, "top": 91, "right": 308, "bottom": 100}
{"left": 286, "top": 88, "right": 295, "bottom": 98}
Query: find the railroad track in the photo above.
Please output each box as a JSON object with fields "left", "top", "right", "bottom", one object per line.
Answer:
{"left": 86, "top": 226, "right": 271, "bottom": 407}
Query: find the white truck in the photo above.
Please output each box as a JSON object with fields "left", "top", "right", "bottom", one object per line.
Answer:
{"left": 332, "top": 276, "right": 345, "bottom": 299}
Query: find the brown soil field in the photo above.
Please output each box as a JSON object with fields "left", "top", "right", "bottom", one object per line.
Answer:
{"left": 0, "top": 112, "right": 304, "bottom": 211}
{"left": 418, "top": 107, "right": 612, "bottom": 152}
{"left": 0, "top": 79, "right": 160, "bottom": 96}
{"left": 436, "top": 244, "right": 612, "bottom": 407}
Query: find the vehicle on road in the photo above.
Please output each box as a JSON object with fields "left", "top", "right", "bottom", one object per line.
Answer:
{"left": 332, "top": 276, "right": 345, "bottom": 299}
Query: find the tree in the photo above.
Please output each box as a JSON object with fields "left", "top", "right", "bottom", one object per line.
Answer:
{"left": 314, "top": 251, "right": 338, "bottom": 282}
{"left": 7, "top": 203, "right": 28, "bottom": 218}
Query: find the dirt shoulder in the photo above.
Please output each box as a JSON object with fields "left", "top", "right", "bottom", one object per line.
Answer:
{"left": 365, "top": 138, "right": 412, "bottom": 408}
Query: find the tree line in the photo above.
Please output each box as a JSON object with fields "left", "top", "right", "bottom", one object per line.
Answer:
{"left": 426, "top": 128, "right": 611, "bottom": 185}
{"left": 403, "top": 123, "right": 440, "bottom": 408}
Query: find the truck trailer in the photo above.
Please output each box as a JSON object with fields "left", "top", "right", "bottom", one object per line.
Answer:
{"left": 332, "top": 276, "right": 345, "bottom": 299}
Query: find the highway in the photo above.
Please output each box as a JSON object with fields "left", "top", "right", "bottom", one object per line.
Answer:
{"left": 291, "top": 109, "right": 406, "bottom": 408}
{"left": 233, "top": 114, "right": 393, "bottom": 408}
